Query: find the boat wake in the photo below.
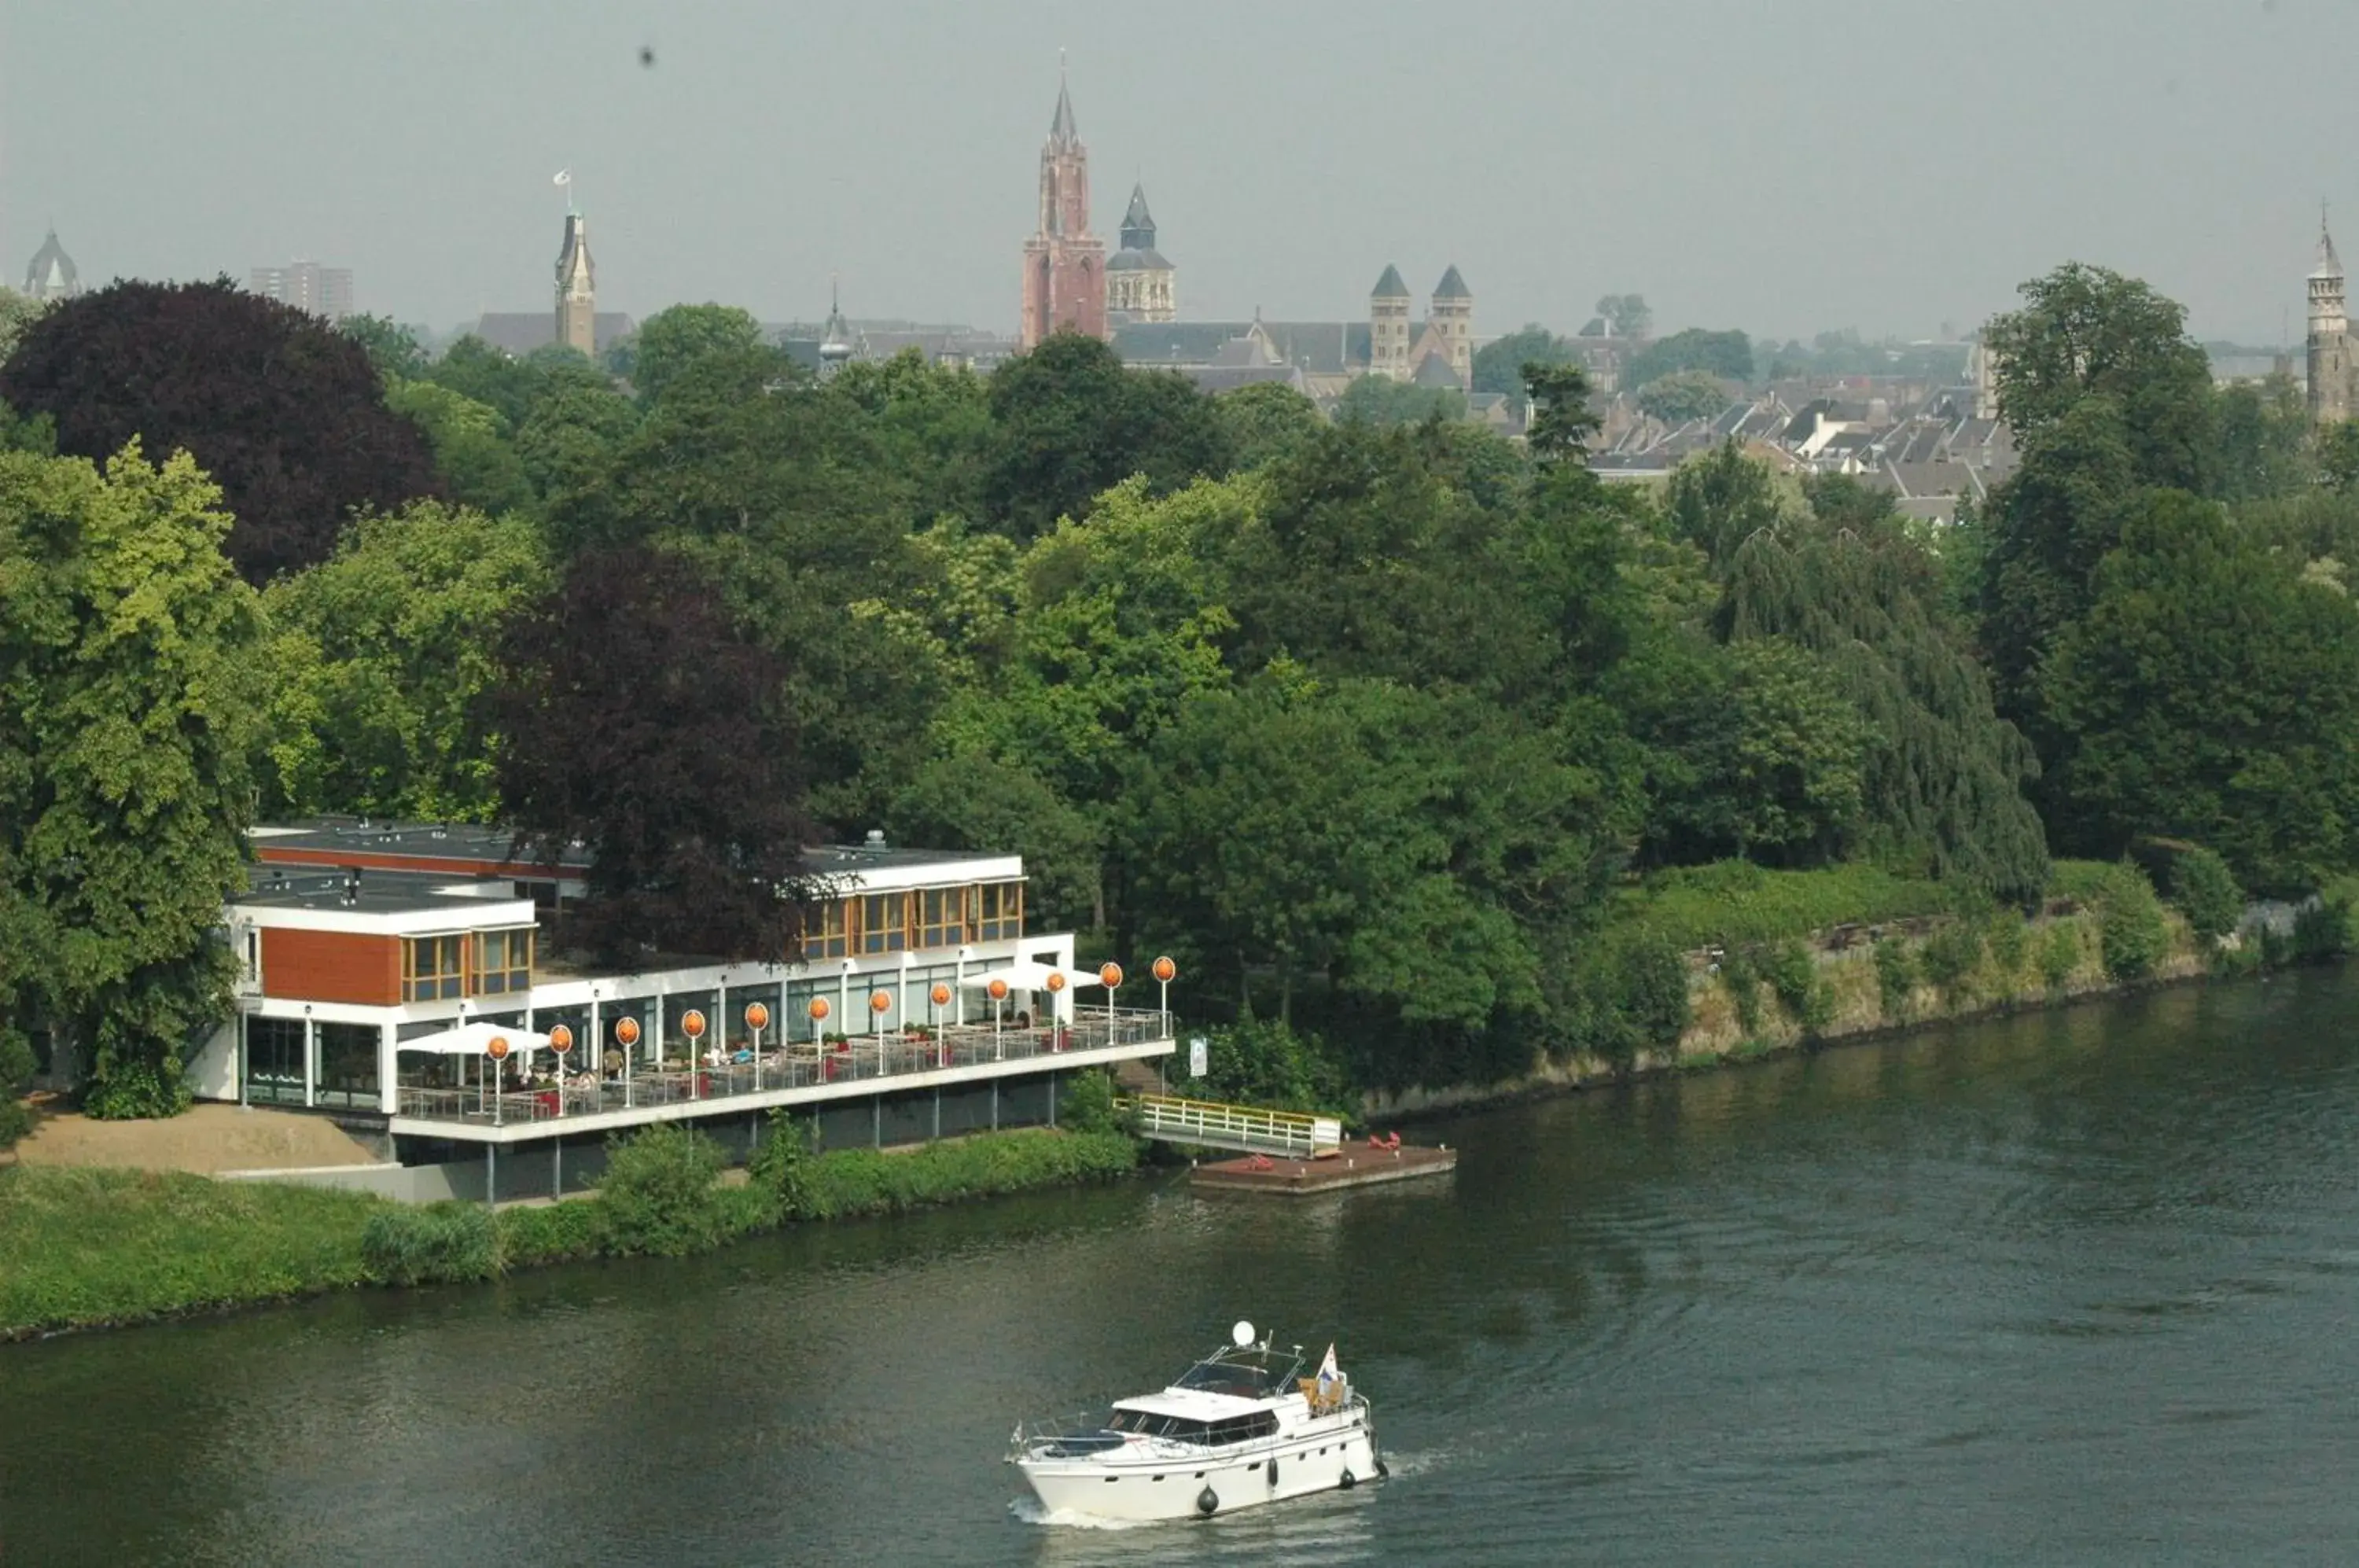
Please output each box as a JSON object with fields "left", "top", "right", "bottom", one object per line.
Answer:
{"left": 1008, "top": 1496, "right": 1162, "bottom": 1530}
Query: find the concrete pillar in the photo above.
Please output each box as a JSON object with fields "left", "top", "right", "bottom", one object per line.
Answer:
{"left": 379, "top": 1021, "right": 399, "bottom": 1115}
{"left": 302, "top": 1014, "right": 316, "bottom": 1108}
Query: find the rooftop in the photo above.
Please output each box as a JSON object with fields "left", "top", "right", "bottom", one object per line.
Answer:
{"left": 234, "top": 867, "right": 525, "bottom": 916}
{"left": 250, "top": 818, "right": 593, "bottom": 872}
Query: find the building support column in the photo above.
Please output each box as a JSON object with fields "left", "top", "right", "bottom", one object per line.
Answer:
{"left": 379, "top": 1021, "right": 399, "bottom": 1116}
{"left": 302, "top": 1013, "right": 316, "bottom": 1109}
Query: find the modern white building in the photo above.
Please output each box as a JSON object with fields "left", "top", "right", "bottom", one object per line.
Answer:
{"left": 188, "top": 819, "right": 1175, "bottom": 1195}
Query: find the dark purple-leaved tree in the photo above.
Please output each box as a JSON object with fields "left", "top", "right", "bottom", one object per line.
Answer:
{"left": 0, "top": 278, "right": 442, "bottom": 582}
{"left": 482, "top": 544, "right": 815, "bottom": 963}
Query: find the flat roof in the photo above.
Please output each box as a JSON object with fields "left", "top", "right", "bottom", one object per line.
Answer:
{"left": 234, "top": 868, "right": 528, "bottom": 916}
{"left": 249, "top": 818, "right": 592, "bottom": 872}
{"left": 248, "top": 819, "right": 1012, "bottom": 883}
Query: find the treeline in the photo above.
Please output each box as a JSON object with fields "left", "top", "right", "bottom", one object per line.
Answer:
{"left": 2, "top": 263, "right": 2357, "bottom": 1116}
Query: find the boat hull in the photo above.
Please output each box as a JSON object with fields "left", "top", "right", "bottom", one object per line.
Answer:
{"left": 1018, "top": 1426, "right": 1380, "bottom": 1523}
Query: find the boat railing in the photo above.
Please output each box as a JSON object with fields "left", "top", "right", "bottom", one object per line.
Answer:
{"left": 1009, "top": 1390, "right": 1370, "bottom": 1465}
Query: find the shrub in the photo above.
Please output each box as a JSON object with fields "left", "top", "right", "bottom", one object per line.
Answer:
{"left": 1194, "top": 1020, "right": 1352, "bottom": 1116}
{"left": 1055, "top": 1067, "right": 1128, "bottom": 1137}
{"left": 1553, "top": 926, "right": 1693, "bottom": 1070}
{"left": 2039, "top": 922, "right": 2083, "bottom": 990}
{"left": 362, "top": 1201, "right": 499, "bottom": 1286}
{"left": 1719, "top": 948, "right": 1764, "bottom": 1035}
{"left": 1919, "top": 921, "right": 1985, "bottom": 999}
{"left": 801, "top": 1129, "right": 1136, "bottom": 1220}
{"left": 2097, "top": 863, "right": 2169, "bottom": 981}
{"left": 0, "top": 1028, "right": 35, "bottom": 1154}
{"left": 2169, "top": 847, "right": 2243, "bottom": 945}
{"left": 1985, "top": 912, "right": 2030, "bottom": 981}
{"left": 745, "top": 1112, "right": 822, "bottom": 1220}
{"left": 2293, "top": 896, "right": 2353, "bottom": 963}
{"left": 495, "top": 1199, "right": 602, "bottom": 1268}
{"left": 596, "top": 1124, "right": 728, "bottom": 1257}
{"left": 1759, "top": 940, "right": 1831, "bottom": 1036}
{"left": 1873, "top": 937, "right": 1916, "bottom": 1021}
{"left": 1617, "top": 931, "right": 1694, "bottom": 1049}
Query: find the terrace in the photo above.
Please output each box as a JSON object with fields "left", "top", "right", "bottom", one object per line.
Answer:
{"left": 390, "top": 1006, "right": 1174, "bottom": 1143}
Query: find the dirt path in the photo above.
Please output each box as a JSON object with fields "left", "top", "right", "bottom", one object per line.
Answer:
{"left": 8, "top": 1099, "right": 383, "bottom": 1173}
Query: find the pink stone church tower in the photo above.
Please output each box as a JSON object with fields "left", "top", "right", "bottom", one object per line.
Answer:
{"left": 1019, "top": 66, "right": 1108, "bottom": 348}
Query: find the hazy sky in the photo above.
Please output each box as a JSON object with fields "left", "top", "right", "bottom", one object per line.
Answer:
{"left": 5, "top": 0, "right": 2353, "bottom": 346}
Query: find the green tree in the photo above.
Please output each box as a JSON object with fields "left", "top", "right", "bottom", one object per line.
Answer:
{"left": 338, "top": 315, "right": 429, "bottom": 383}
{"left": 1209, "top": 381, "right": 1326, "bottom": 470}
{"left": 1982, "top": 262, "right": 2216, "bottom": 495}
{"left": 1596, "top": 294, "right": 1653, "bottom": 339}
{"left": 0, "top": 286, "right": 49, "bottom": 368}
{"left": 2168, "top": 845, "right": 2243, "bottom": 945}
{"left": 1635, "top": 370, "right": 1728, "bottom": 425}
{"left": 1334, "top": 374, "right": 1465, "bottom": 428}
{"left": 385, "top": 379, "right": 534, "bottom": 516}
{"left": 2319, "top": 421, "right": 2359, "bottom": 495}
{"left": 984, "top": 332, "right": 1235, "bottom": 539}
{"left": 2039, "top": 489, "right": 2359, "bottom": 893}
{"left": 259, "top": 502, "right": 550, "bottom": 822}
{"left": 1625, "top": 328, "right": 1752, "bottom": 389}
{"left": 2210, "top": 374, "right": 2311, "bottom": 502}
{"left": 1522, "top": 362, "right": 1601, "bottom": 462}
{"left": 1472, "top": 324, "right": 1575, "bottom": 403}
{"left": 627, "top": 304, "right": 771, "bottom": 405}
{"left": 1976, "top": 393, "right": 2140, "bottom": 724}
{"left": 0, "top": 444, "right": 263, "bottom": 1117}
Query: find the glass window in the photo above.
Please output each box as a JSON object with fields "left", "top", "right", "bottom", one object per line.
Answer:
{"left": 860, "top": 893, "right": 907, "bottom": 954}
{"left": 245, "top": 1017, "right": 307, "bottom": 1106}
{"left": 804, "top": 900, "right": 851, "bottom": 959}
{"left": 315, "top": 1023, "right": 381, "bottom": 1111}
{"left": 977, "top": 882, "right": 1024, "bottom": 942}
{"left": 917, "top": 887, "right": 966, "bottom": 949}
{"left": 403, "top": 936, "right": 464, "bottom": 1002}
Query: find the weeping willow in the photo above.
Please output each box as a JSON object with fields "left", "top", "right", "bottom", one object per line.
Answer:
{"left": 1719, "top": 517, "right": 2050, "bottom": 904}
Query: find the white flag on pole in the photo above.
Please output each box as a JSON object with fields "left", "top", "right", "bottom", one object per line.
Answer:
{"left": 1316, "top": 1343, "right": 1339, "bottom": 1389}
{"left": 553, "top": 169, "right": 572, "bottom": 188}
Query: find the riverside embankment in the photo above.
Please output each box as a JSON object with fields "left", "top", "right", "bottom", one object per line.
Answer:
{"left": 0, "top": 1124, "right": 1136, "bottom": 1340}
{"left": 1367, "top": 866, "right": 2341, "bottom": 1122}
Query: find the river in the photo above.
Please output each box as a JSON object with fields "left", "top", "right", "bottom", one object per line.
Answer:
{"left": 6, "top": 968, "right": 2359, "bottom": 1565}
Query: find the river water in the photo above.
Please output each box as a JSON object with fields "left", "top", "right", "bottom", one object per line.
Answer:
{"left": 7, "top": 970, "right": 2359, "bottom": 1565}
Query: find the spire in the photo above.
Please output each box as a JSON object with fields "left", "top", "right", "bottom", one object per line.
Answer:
{"left": 1432, "top": 263, "right": 1471, "bottom": 300}
{"left": 1119, "top": 183, "right": 1156, "bottom": 251}
{"left": 1050, "top": 53, "right": 1078, "bottom": 145}
{"left": 820, "top": 274, "right": 853, "bottom": 370}
{"left": 1371, "top": 263, "right": 1410, "bottom": 300}
{"left": 2317, "top": 202, "right": 2343, "bottom": 281}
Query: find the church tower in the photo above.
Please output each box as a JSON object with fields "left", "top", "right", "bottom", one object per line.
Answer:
{"left": 21, "top": 227, "right": 80, "bottom": 303}
{"left": 1370, "top": 264, "right": 1412, "bottom": 381}
{"left": 1106, "top": 184, "right": 1176, "bottom": 323}
{"left": 554, "top": 211, "right": 596, "bottom": 359}
{"left": 1018, "top": 68, "right": 1108, "bottom": 348}
{"left": 1429, "top": 265, "right": 1474, "bottom": 389}
{"left": 2309, "top": 208, "right": 2351, "bottom": 425}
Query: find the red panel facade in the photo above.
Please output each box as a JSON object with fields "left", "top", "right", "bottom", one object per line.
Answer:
{"left": 261, "top": 928, "right": 400, "bottom": 1006}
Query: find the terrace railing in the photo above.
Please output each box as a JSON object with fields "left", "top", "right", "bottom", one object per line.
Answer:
{"left": 394, "top": 1007, "right": 1172, "bottom": 1130}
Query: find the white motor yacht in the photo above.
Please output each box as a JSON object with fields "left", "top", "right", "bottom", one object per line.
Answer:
{"left": 1010, "top": 1322, "right": 1384, "bottom": 1522}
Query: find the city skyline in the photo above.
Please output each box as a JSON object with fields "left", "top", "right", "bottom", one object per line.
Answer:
{"left": 6, "top": 0, "right": 2357, "bottom": 345}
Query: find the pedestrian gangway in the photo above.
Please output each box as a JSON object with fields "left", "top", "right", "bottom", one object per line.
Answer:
{"left": 1122, "top": 1094, "right": 1343, "bottom": 1159}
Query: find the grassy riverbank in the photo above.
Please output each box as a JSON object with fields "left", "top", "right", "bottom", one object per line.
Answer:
{"left": 0, "top": 1125, "right": 1138, "bottom": 1339}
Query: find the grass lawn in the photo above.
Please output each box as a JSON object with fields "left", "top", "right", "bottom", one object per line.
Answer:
{"left": 0, "top": 1164, "right": 379, "bottom": 1338}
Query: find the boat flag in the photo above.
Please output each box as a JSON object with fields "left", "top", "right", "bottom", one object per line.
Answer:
{"left": 1317, "top": 1343, "right": 1339, "bottom": 1391}
{"left": 553, "top": 169, "right": 572, "bottom": 188}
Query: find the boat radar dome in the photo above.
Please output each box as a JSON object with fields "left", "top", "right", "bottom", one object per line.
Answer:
{"left": 1231, "top": 1320, "right": 1256, "bottom": 1349}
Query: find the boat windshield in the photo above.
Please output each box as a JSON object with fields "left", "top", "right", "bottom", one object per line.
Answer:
{"left": 1170, "top": 1345, "right": 1303, "bottom": 1401}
